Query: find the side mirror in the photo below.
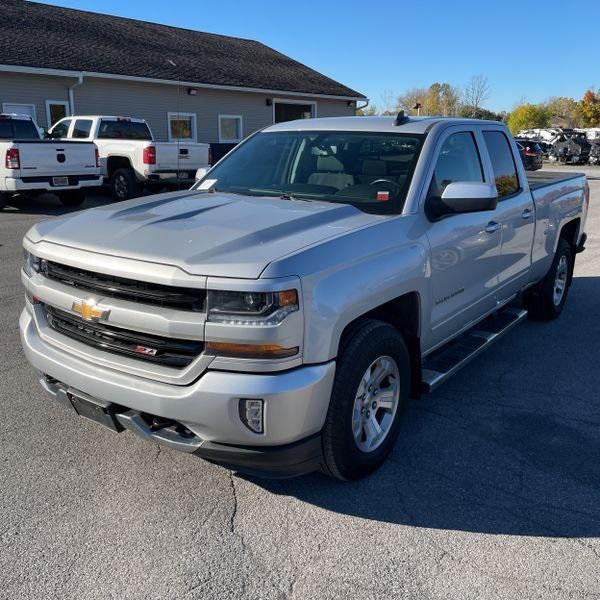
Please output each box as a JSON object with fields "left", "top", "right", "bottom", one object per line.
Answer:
{"left": 426, "top": 182, "right": 498, "bottom": 220}
{"left": 195, "top": 167, "right": 209, "bottom": 181}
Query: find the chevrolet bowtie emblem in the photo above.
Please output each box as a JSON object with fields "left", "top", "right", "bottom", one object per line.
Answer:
{"left": 71, "top": 299, "right": 110, "bottom": 322}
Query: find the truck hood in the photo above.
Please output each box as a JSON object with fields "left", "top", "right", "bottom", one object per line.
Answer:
{"left": 30, "top": 190, "right": 380, "bottom": 278}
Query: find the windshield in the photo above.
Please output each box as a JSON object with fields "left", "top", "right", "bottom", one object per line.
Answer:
{"left": 195, "top": 130, "right": 424, "bottom": 214}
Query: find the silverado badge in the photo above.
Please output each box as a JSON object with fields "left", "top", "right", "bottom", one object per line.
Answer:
{"left": 71, "top": 299, "right": 110, "bottom": 322}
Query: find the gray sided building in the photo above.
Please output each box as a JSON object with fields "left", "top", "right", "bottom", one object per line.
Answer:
{"left": 0, "top": 0, "right": 365, "bottom": 154}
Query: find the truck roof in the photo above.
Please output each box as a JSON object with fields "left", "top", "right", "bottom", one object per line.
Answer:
{"left": 265, "top": 115, "right": 504, "bottom": 135}
{"left": 61, "top": 116, "right": 147, "bottom": 122}
{"left": 0, "top": 113, "right": 33, "bottom": 120}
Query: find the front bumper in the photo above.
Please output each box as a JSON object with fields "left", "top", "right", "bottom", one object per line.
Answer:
{"left": 20, "top": 308, "right": 334, "bottom": 475}
{"left": 5, "top": 175, "right": 103, "bottom": 192}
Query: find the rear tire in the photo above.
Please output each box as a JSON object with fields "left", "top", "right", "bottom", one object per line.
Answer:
{"left": 111, "top": 168, "right": 140, "bottom": 201}
{"left": 321, "top": 319, "right": 410, "bottom": 481}
{"left": 526, "top": 238, "right": 573, "bottom": 321}
{"left": 58, "top": 190, "right": 85, "bottom": 208}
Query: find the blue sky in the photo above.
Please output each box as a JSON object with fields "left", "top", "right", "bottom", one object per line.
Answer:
{"left": 39, "top": 0, "right": 600, "bottom": 112}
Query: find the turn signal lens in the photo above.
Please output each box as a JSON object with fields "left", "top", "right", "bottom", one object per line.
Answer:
{"left": 205, "top": 341, "right": 298, "bottom": 359}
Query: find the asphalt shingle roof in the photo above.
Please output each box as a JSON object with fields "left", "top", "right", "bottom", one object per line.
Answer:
{"left": 0, "top": 0, "right": 365, "bottom": 99}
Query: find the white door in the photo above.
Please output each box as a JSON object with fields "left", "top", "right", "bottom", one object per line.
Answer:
{"left": 3, "top": 103, "right": 37, "bottom": 121}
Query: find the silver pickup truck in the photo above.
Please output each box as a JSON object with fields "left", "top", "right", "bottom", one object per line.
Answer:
{"left": 20, "top": 114, "right": 588, "bottom": 480}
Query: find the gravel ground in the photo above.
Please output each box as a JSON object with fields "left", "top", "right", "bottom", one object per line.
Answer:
{"left": 1, "top": 168, "right": 599, "bottom": 599}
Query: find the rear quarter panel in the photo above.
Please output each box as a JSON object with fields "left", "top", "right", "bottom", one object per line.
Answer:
{"left": 530, "top": 176, "right": 587, "bottom": 282}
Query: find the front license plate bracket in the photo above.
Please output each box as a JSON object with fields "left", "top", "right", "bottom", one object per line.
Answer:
{"left": 67, "top": 390, "right": 125, "bottom": 432}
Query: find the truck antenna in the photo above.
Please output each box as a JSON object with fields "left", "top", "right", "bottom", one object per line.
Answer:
{"left": 395, "top": 110, "right": 409, "bottom": 126}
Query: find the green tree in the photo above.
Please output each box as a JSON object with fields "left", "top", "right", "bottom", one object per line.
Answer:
{"left": 507, "top": 104, "right": 551, "bottom": 133}
{"left": 458, "top": 106, "right": 505, "bottom": 121}
{"left": 579, "top": 90, "right": 600, "bottom": 127}
{"left": 545, "top": 96, "right": 582, "bottom": 128}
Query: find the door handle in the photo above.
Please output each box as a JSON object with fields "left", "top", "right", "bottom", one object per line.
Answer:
{"left": 485, "top": 221, "right": 501, "bottom": 233}
{"left": 522, "top": 208, "right": 533, "bottom": 219}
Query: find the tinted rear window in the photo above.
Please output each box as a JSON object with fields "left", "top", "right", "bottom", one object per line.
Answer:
{"left": 72, "top": 119, "right": 93, "bottom": 139}
{"left": 0, "top": 118, "right": 39, "bottom": 140}
{"left": 97, "top": 120, "right": 152, "bottom": 140}
{"left": 483, "top": 131, "right": 520, "bottom": 198}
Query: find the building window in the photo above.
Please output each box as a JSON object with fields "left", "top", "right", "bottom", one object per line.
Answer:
{"left": 218, "top": 115, "right": 243, "bottom": 143}
{"left": 167, "top": 112, "right": 197, "bottom": 142}
{"left": 2, "top": 103, "right": 37, "bottom": 122}
{"left": 45, "top": 100, "right": 70, "bottom": 127}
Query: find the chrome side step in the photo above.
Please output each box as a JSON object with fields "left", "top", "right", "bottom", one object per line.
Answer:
{"left": 421, "top": 307, "right": 528, "bottom": 393}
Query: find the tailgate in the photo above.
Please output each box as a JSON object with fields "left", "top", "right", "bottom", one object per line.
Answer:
{"left": 18, "top": 142, "right": 97, "bottom": 177}
{"left": 154, "top": 143, "right": 210, "bottom": 170}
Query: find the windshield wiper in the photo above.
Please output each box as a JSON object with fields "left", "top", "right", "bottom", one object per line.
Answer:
{"left": 280, "top": 192, "right": 313, "bottom": 202}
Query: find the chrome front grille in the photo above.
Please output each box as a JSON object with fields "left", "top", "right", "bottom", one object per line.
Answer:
{"left": 44, "top": 304, "right": 203, "bottom": 368}
{"left": 42, "top": 261, "right": 206, "bottom": 312}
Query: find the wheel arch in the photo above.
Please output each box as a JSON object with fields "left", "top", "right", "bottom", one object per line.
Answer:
{"left": 338, "top": 291, "right": 422, "bottom": 399}
{"left": 106, "top": 155, "right": 133, "bottom": 179}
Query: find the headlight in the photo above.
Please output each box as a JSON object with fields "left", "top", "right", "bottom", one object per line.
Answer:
{"left": 207, "top": 289, "right": 298, "bottom": 326}
{"left": 23, "top": 249, "right": 41, "bottom": 277}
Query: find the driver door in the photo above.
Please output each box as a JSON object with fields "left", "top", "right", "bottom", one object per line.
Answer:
{"left": 424, "top": 129, "right": 502, "bottom": 351}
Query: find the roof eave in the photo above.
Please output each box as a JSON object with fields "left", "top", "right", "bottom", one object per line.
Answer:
{"left": 0, "top": 63, "right": 367, "bottom": 102}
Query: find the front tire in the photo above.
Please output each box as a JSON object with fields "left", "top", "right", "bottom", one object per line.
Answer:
{"left": 526, "top": 238, "right": 573, "bottom": 321}
{"left": 111, "top": 168, "right": 140, "bottom": 201}
{"left": 58, "top": 190, "right": 85, "bottom": 208}
{"left": 321, "top": 319, "right": 410, "bottom": 480}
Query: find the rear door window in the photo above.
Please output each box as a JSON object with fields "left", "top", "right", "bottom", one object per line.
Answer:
{"left": 97, "top": 120, "right": 152, "bottom": 140}
{"left": 483, "top": 131, "right": 520, "bottom": 198}
{"left": 72, "top": 119, "right": 93, "bottom": 139}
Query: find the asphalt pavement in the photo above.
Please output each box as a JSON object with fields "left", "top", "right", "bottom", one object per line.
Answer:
{"left": 1, "top": 169, "right": 599, "bottom": 599}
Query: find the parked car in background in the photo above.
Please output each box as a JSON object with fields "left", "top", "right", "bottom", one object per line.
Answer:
{"left": 48, "top": 116, "right": 210, "bottom": 200}
{"left": 20, "top": 114, "right": 588, "bottom": 480}
{"left": 589, "top": 141, "right": 600, "bottom": 165}
{"left": 0, "top": 113, "right": 102, "bottom": 210}
{"left": 515, "top": 138, "right": 543, "bottom": 171}
{"left": 551, "top": 132, "right": 591, "bottom": 165}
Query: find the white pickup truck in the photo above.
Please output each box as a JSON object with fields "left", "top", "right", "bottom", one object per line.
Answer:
{"left": 20, "top": 114, "right": 588, "bottom": 480}
{"left": 48, "top": 116, "right": 210, "bottom": 200}
{"left": 0, "top": 113, "right": 102, "bottom": 209}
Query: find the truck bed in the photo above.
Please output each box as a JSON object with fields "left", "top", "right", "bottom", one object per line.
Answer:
{"left": 526, "top": 170, "right": 585, "bottom": 190}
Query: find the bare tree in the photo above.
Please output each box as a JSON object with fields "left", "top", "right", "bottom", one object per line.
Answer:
{"left": 397, "top": 87, "right": 429, "bottom": 115}
{"left": 379, "top": 89, "right": 398, "bottom": 115}
{"left": 463, "top": 75, "right": 490, "bottom": 116}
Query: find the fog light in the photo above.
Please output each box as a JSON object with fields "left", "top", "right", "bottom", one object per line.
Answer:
{"left": 239, "top": 398, "right": 264, "bottom": 434}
